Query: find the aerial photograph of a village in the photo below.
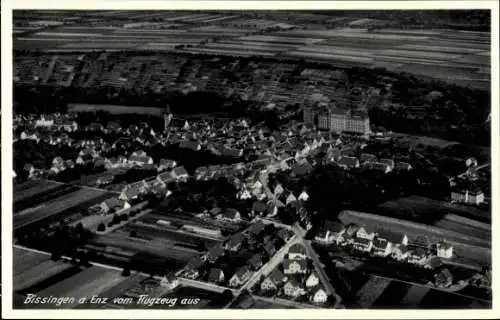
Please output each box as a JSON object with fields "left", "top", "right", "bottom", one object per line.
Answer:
{"left": 10, "top": 9, "right": 492, "bottom": 310}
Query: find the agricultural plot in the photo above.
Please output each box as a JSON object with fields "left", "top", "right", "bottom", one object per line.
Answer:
{"left": 14, "top": 258, "right": 74, "bottom": 292}
{"left": 27, "top": 267, "right": 126, "bottom": 309}
{"left": 14, "top": 187, "right": 113, "bottom": 230}
{"left": 68, "top": 103, "right": 164, "bottom": 116}
{"left": 14, "top": 180, "right": 63, "bottom": 203}
{"left": 14, "top": 247, "right": 52, "bottom": 276}
{"left": 355, "top": 277, "right": 391, "bottom": 308}
{"left": 15, "top": 184, "right": 80, "bottom": 214}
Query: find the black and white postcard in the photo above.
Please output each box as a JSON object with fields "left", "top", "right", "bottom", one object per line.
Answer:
{"left": 1, "top": 1, "right": 499, "bottom": 319}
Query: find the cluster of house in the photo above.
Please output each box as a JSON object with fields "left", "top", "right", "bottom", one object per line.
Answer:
{"left": 258, "top": 243, "right": 330, "bottom": 304}
{"left": 181, "top": 221, "right": 293, "bottom": 289}
{"left": 336, "top": 152, "right": 412, "bottom": 173}
{"left": 315, "top": 221, "right": 454, "bottom": 267}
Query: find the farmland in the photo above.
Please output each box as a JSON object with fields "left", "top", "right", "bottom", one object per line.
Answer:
{"left": 68, "top": 103, "right": 165, "bottom": 116}
{"left": 14, "top": 183, "right": 114, "bottom": 231}
{"left": 13, "top": 11, "right": 490, "bottom": 88}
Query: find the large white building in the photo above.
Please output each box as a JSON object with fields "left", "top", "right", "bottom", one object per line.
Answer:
{"left": 304, "top": 104, "right": 370, "bottom": 135}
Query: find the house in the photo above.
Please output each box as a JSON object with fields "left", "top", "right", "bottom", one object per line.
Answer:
{"left": 451, "top": 186, "right": 484, "bottom": 205}
{"left": 410, "top": 235, "right": 430, "bottom": 250}
{"left": 360, "top": 153, "right": 377, "bottom": 164}
{"left": 310, "top": 286, "right": 328, "bottom": 304}
{"left": 180, "top": 140, "right": 201, "bottom": 151}
{"left": 249, "top": 254, "right": 264, "bottom": 270}
{"left": 160, "top": 274, "right": 179, "bottom": 290}
{"left": 339, "top": 223, "right": 359, "bottom": 244}
{"left": 288, "top": 243, "right": 308, "bottom": 260}
{"left": 129, "top": 155, "right": 154, "bottom": 167}
{"left": 395, "top": 162, "right": 413, "bottom": 171}
{"left": 379, "top": 158, "right": 395, "bottom": 171}
{"left": 274, "top": 183, "right": 284, "bottom": 195}
{"left": 283, "top": 259, "right": 307, "bottom": 275}
{"left": 216, "top": 208, "right": 241, "bottom": 222}
{"left": 23, "top": 164, "right": 35, "bottom": 177}
{"left": 99, "top": 198, "right": 130, "bottom": 214}
{"left": 251, "top": 201, "right": 267, "bottom": 216}
{"left": 365, "top": 161, "right": 392, "bottom": 174}
{"left": 96, "top": 173, "right": 115, "bottom": 186}
{"left": 184, "top": 257, "right": 204, "bottom": 280}
{"left": 305, "top": 272, "right": 320, "bottom": 288}
{"left": 408, "top": 248, "right": 428, "bottom": 265}
{"left": 376, "top": 229, "right": 409, "bottom": 247}
{"left": 291, "top": 162, "right": 313, "bottom": 177}
{"left": 315, "top": 221, "right": 345, "bottom": 244}
{"left": 285, "top": 192, "right": 297, "bottom": 205}
{"left": 208, "top": 268, "right": 225, "bottom": 284}
{"left": 277, "top": 229, "right": 293, "bottom": 243}
{"left": 119, "top": 181, "right": 149, "bottom": 202}
{"left": 225, "top": 233, "right": 245, "bottom": 252}
{"left": 283, "top": 279, "right": 305, "bottom": 297}
{"left": 261, "top": 269, "right": 287, "bottom": 291}
{"left": 434, "top": 268, "right": 453, "bottom": 288}
{"left": 157, "top": 172, "right": 173, "bottom": 184}
{"left": 263, "top": 242, "right": 276, "bottom": 257}
{"left": 229, "top": 267, "right": 252, "bottom": 288}
{"left": 298, "top": 190, "right": 310, "bottom": 202}
{"left": 391, "top": 245, "right": 409, "bottom": 261}
{"left": 52, "top": 156, "right": 65, "bottom": 167}
{"left": 62, "top": 120, "right": 78, "bottom": 132}
{"left": 170, "top": 166, "right": 189, "bottom": 181}
{"left": 436, "top": 242, "right": 454, "bottom": 259}
{"left": 158, "top": 159, "right": 177, "bottom": 172}
{"left": 65, "top": 159, "right": 75, "bottom": 169}
{"left": 373, "top": 238, "right": 392, "bottom": 257}
{"left": 35, "top": 115, "right": 55, "bottom": 127}
{"left": 248, "top": 220, "right": 266, "bottom": 237}
{"left": 356, "top": 227, "right": 375, "bottom": 241}
{"left": 76, "top": 154, "right": 93, "bottom": 165}
{"left": 195, "top": 166, "right": 209, "bottom": 180}
{"left": 337, "top": 156, "right": 359, "bottom": 169}
{"left": 353, "top": 237, "right": 373, "bottom": 252}
{"left": 206, "top": 245, "right": 225, "bottom": 263}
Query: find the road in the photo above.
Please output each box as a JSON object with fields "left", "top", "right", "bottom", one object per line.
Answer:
{"left": 46, "top": 179, "right": 120, "bottom": 195}
{"left": 177, "top": 278, "right": 236, "bottom": 294}
{"left": 240, "top": 234, "right": 299, "bottom": 294}
{"left": 301, "top": 239, "right": 342, "bottom": 308}
{"left": 252, "top": 294, "right": 320, "bottom": 309}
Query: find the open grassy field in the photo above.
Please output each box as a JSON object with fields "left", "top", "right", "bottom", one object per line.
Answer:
{"left": 14, "top": 187, "right": 114, "bottom": 230}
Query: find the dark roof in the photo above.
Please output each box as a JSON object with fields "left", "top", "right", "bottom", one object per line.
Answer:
{"left": 437, "top": 241, "right": 453, "bottom": 250}
{"left": 268, "top": 268, "right": 286, "bottom": 284}
{"left": 249, "top": 254, "right": 263, "bottom": 268}
{"left": 186, "top": 257, "right": 204, "bottom": 270}
{"left": 376, "top": 229, "right": 406, "bottom": 244}
{"left": 373, "top": 238, "right": 389, "bottom": 249}
{"left": 411, "top": 235, "right": 430, "bottom": 248}
{"left": 235, "top": 266, "right": 251, "bottom": 278}
{"left": 354, "top": 237, "right": 371, "bottom": 245}
{"left": 248, "top": 220, "right": 266, "bottom": 235}
{"left": 172, "top": 166, "right": 189, "bottom": 176}
{"left": 252, "top": 201, "right": 267, "bottom": 213}
{"left": 324, "top": 221, "right": 345, "bottom": 233}
{"left": 208, "top": 268, "right": 224, "bottom": 282}
{"left": 264, "top": 242, "right": 276, "bottom": 255}
{"left": 291, "top": 162, "right": 313, "bottom": 176}
{"left": 412, "top": 247, "right": 427, "bottom": 257}
{"left": 338, "top": 156, "right": 359, "bottom": 167}
{"left": 288, "top": 243, "right": 307, "bottom": 255}
{"left": 228, "top": 233, "right": 244, "bottom": 247}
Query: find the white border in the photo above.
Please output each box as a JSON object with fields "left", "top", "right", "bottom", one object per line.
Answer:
{"left": 2, "top": 1, "right": 499, "bottom": 319}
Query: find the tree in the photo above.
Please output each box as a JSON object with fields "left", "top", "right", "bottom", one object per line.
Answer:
{"left": 122, "top": 268, "right": 131, "bottom": 277}
{"left": 97, "top": 223, "right": 106, "bottom": 232}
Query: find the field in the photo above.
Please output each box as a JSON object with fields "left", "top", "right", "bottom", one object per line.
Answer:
{"left": 14, "top": 180, "right": 63, "bottom": 203}
{"left": 331, "top": 268, "right": 491, "bottom": 309}
{"left": 14, "top": 186, "right": 114, "bottom": 230}
{"left": 68, "top": 103, "right": 165, "bottom": 116}
{"left": 13, "top": 11, "right": 490, "bottom": 88}
{"left": 339, "top": 210, "right": 491, "bottom": 267}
